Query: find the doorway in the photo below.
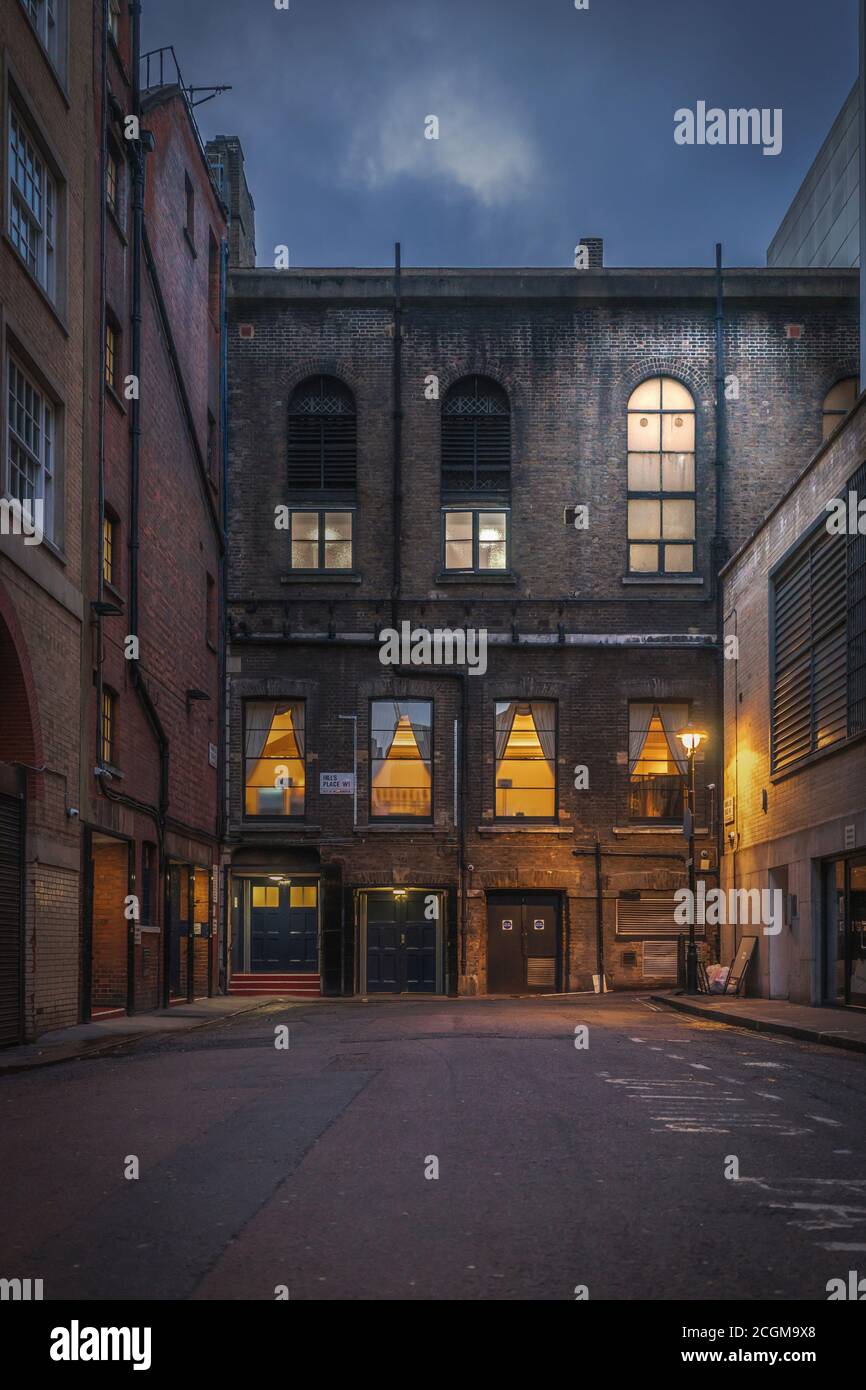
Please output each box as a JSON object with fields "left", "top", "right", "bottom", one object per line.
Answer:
{"left": 823, "top": 855, "right": 866, "bottom": 1008}
{"left": 486, "top": 893, "right": 560, "bottom": 994}
{"left": 249, "top": 878, "right": 319, "bottom": 972}
{"left": 361, "top": 890, "right": 441, "bottom": 994}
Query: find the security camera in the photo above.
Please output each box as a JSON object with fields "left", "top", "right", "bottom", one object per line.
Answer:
{"left": 66, "top": 807, "right": 80, "bottom": 819}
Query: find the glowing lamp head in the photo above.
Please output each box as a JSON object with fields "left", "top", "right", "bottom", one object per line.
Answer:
{"left": 392, "top": 887, "right": 408, "bottom": 901}
{"left": 676, "top": 721, "right": 708, "bottom": 755}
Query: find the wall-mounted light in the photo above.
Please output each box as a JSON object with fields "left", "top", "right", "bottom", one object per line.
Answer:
{"left": 392, "top": 887, "right": 408, "bottom": 901}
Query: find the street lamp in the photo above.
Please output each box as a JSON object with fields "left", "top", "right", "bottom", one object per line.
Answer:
{"left": 676, "top": 721, "right": 708, "bottom": 996}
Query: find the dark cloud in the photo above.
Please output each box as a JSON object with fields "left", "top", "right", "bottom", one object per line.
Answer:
{"left": 141, "top": 0, "right": 857, "bottom": 268}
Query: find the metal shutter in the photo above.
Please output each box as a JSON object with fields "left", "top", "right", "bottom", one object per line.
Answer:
{"left": 288, "top": 377, "right": 356, "bottom": 490}
{"left": 616, "top": 895, "right": 693, "bottom": 937}
{"left": 0, "top": 793, "right": 23, "bottom": 1046}
{"left": 442, "top": 376, "right": 510, "bottom": 495}
{"left": 773, "top": 526, "right": 846, "bottom": 771}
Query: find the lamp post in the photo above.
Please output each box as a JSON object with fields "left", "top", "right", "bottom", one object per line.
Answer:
{"left": 676, "top": 721, "right": 708, "bottom": 996}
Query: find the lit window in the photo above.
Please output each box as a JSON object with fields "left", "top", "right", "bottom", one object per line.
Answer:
{"left": 822, "top": 378, "right": 857, "bottom": 440}
{"left": 252, "top": 885, "right": 279, "bottom": 908}
{"left": 244, "top": 702, "right": 305, "bottom": 817}
{"left": 103, "top": 514, "right": 115, "bottom": 585}
{"left": 105, "top": 319, "right": 118, "bottom": 390}
{"left": 8, "top": 106, "right": 56, "bottom": 299}
{"left": 289, "top": 510, "right": 353, "bottom": 570}
{"left": 290, "top": 885, "right": 317, "bottom": 907}
{"left": 370, "top": 700, "right": 432, "bottom": 819}
{"left": 628, "top": 703, "right": 689, "bottom": 820}
{"left": 101, "top": 688, "right": 117, "bottom": 766}
{"left": 443, "top": 509, "right": 508, "bottom": 572}
{"left": 495, "top": 701, "right": 557, "bottom": 819}
{"left": 627, "top": 377, "right": 695, "bottom": 575}
{"left": 7, "top": 356, "right": 54, "bottom": 540}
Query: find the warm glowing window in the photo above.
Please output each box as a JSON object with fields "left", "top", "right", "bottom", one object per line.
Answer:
{"left": 443, "top": 509, "right": 508, "bottom": 571}
{"left": 101, "top": 687, "right": 117, "bottom": 766}
{"left": 103, "top": 514, "right": 115, "bottom": 585}
{"left": 105, "top": 319, "right": 118, "bottom": 390}
{"left": 495, "top": 701, "right": 556, "bottom": 819}
{"left": 627, "top": 377, "right": 695, "bottom": 575}
{"left": 370, "top": 700, "right": 432, "bottom": 819}
{"left": 244, "top": 701, "right": 305, "bottom": 817}
{"left": 289, "top": 510, "right": 353, "bottom": 570}
{"left": 822, "top": 378, "right": 857, "bottom": 440}
{"left": 252, "top": 885, "right": 279, "bottom": 908}
{"left": 290, "top": 884, "right": 317, "bottom": 907}
{"left": 628, "top": 702, "right": 688, "bottom": 820}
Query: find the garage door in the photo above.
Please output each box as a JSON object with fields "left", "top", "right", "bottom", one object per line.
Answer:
{"left": 0, "top": 791, "right": 23, "bottom": 1046}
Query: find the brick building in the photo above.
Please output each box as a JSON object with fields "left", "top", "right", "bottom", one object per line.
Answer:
{"left": 721, "top": 388, "right": 866, "bottom": 1007}
{"left": 223, "top": 256, "right": 858, "bottom": 998}
{"left": 0, "top": 0, "right": 90, "bottom": 1043}
{"left": 77, "top": 7, "right": 227, "bottom": 1022}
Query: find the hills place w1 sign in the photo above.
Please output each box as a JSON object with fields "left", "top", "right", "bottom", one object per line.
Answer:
{"left": 320, "top": 773, "right": 355, "bottom": 795}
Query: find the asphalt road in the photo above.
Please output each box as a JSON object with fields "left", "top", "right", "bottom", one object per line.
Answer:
{"left": 2, "top": 995, "right": 865, "bottom": 1301}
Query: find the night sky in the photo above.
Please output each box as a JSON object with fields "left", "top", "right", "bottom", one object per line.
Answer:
{"left": 140, "top": 0, "right": 857, "bottom": 269}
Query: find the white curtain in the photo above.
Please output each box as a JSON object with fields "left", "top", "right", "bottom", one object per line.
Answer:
{"left": 628, "top": 702, "right": 655, "bottom": 772}
{"left": 530, "top": 701, "right": 556, "bottom": 767}
{"left": 495, "top": 702, "right": 518, "bottom": 761}
{"left": 657, "top": 703, "right": 689, "bottom": 775}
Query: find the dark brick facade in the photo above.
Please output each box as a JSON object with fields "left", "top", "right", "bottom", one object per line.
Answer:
{"left": 224, "top": 266, "right": 858, "bottom": 996}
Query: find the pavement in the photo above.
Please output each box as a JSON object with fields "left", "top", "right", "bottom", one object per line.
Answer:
{"left": 2, "top": 993, "right": 865, "bottom": 1300}
{"left": 652, "top": 991, "right": 866, "bottom": 1054}
{"left": 0, "top": 996, "right": 276, "bottom": 1074}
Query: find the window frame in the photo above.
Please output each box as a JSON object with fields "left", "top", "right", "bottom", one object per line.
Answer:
{"left": 440, "top": 374, "right": 512, "bottom": 500}
{"left": 102, "top": 510, "right": 119, "bottom": 588}
{"left": 101, "top": 686, "right": 118, "bottom": 769}
{"left": 7, "top": 100, "right": 58, "bottom": 302}
{"left": 108, "top": 0, "right": 121, "bottom": 45}
{"left": 287, "top": 507, "right": 355, "bottom": 573}
{"left": 104, "top": 313, "right": 121, "bottom": 395}
{"left": 626, "top": 376, "right": 697, "bottom": 578}
{"left": 287, "top": 375, "right": 357, "bottom": 494}
{"left": 18, "top": 0, "right": 66, "bottom": 81}
{"left": 493, "top": 698, "right": 558, "bottom": 823}
{"left": 626, "top": 701, "right": 689, "bottom": 825}
{"left": 242, "top": 699, "right": 307, "bottom": 822}
{"left": 821, "top": 377, "right": 858, "bottom": 441}
{"left": 5, "top": 351, "right": 55, "bottom": 542}
{"left": 368, "top": 697, "right": 434, "bottom": 823}
{"left": 441, "top": 506, "right": 510, "bottom": 575}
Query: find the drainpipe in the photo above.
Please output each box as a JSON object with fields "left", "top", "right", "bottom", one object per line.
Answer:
{"left": 218, "top": 235, "right": 229, "bottom": 993}
{"left": 95, "top": 0, "right": 109, "bottom": 775}
{"left": 713, "top": 242, "right": 728, "bottom": 938}
{"left": 391, "top": 242, "right": 402, "bottom": 628}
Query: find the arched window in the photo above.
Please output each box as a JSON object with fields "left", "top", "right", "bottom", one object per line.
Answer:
{"left": 822, "top": 378, "right": 857, "bottom": 440}
{"left": 627, "top": 377, "right": 695, "bottom": 576}
{"left": 288, "top": 375, "right": 356, "bottom": 491}
{"left": 441, "top": 375, "right": 510, "bottom": 496}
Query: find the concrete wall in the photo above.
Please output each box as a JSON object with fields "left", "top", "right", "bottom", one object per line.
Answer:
{"left": 768, "top": 84, "right": 859, "bottom": 269}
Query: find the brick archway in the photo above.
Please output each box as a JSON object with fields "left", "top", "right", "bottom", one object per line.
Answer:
{"left": 0, "top": 580, "right": 43, "bottom": 770}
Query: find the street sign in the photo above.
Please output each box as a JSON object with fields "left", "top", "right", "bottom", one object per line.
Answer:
{"left": 320, "top": 772, "right": 355, "bottom": 795}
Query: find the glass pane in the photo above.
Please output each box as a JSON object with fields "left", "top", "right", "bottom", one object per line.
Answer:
{"left": 661, "top": 411, "right": 695, "bottom": 452}
{"left": 478, "top": 512, "right": 507, "bottom": 570}
{"left": 628, "top": 499, "right": 660, "bottom": 540}
{"left": 664, "top": 543, "right": 694, "bottom": 573}
{"left": 628, "top": 412, "right": 660, "bottom": 451}
{"left": 661, "top": 377, "right": 694, "bottom": 410}
{"left": 290, "top": 885, "right": 317, "bottom": 907}
{"left": 662, "top": 499, "right": 695, "bottom": 540}
{"left": 324, "top": 511, "right": 352, "bottom": 541}
{"left": 661, "top": 453, "right": 695, "bottom": 491}
{"left": 292, "top": 540, "right": 318, "bottom": 569}
{"left": 292, "top": 512, "right": 319, "bottom": 541}
{"left": 445, "top": 540, "right": 472, "bottom": 569}
{"left": 629, "top": 543, "right": 658, "bottom": 572}
{"left": 628, "top": 453, "right": 660, "bottom": 490}
{"left": 495, "top": 700, "right": 556, "bottom": 818}
{"left": 628, "top": 379, "right": 662, "bottom": 411}
{"left": 371, "top": 699, "right": 433, "bottom": 815}
{"left": 245, "top": 701, "right": 305, "bottom": 816}
{"left": 445, "top": 511, "right": 472, "bottom": 540}
{"left": 324, "top": 542, "right": 352, "bottom": 569}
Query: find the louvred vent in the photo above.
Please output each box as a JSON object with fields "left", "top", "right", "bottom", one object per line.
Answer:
{"left": 442, "top": 375, "right": 510, "bottom": 494}
{"left": 288, "top": 376, "right": 356, "bottom": 490}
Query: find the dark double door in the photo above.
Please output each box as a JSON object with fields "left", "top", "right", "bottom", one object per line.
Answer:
{"left": 487, "top": 894, "right": 560, "bottom": 994}
{"left": 250, "top": 881, "right": 318, "bottom": 972}
{"left": 365, "top": 892, "right": 438, "bottom": 993}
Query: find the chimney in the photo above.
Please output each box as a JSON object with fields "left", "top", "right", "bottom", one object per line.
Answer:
{"left": 577, "top": 237, "right": 604, "bottom": 269}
